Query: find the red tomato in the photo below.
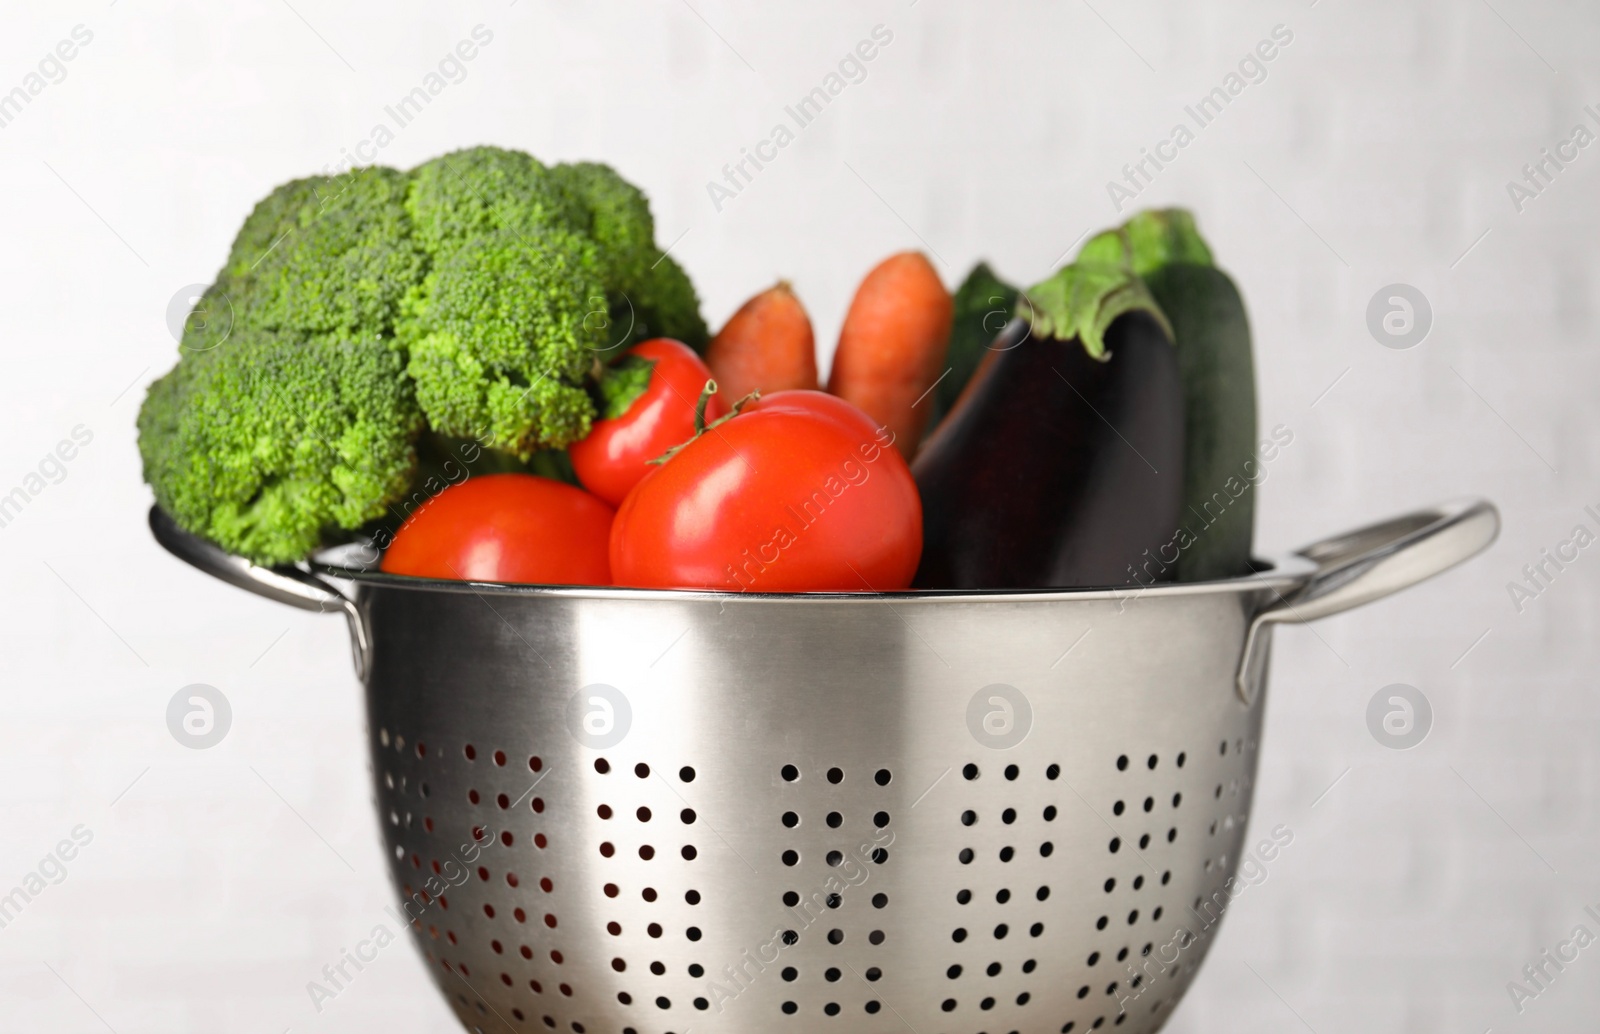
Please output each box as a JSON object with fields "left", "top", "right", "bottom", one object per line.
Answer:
{"left": 610, "top": 390, "right": 922, "bottom": 592}
{"left": 570, "top": 339, "right": 728, "bottom": 507}
{"left": 381, "top": 474, "right": 613, "bottom": 585}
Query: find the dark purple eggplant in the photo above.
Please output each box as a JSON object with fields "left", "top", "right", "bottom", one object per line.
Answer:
{"left": 1081, "top": 209, "right": 1258, "bottom": 582}
{"left": 912, "top": 304, "right": 1185, "bottom": 590}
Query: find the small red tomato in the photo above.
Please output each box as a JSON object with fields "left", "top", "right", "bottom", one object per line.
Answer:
{"left": 381, "top": 474, "right": 613, "bottom": 585}
{"left": 569, "top": 338, "right": 728, "bottom": 507}
{"left": 610, "top": 390, "right": 923, "bottom": 592}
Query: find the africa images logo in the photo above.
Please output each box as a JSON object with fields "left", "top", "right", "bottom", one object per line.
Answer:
{"left": 966, "top": 684, "right": 1033, "bottom": 750}
{"left": 1366, "top": 684, "right": 1432, "bottom": 750}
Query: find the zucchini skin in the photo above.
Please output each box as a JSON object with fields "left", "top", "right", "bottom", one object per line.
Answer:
{"left": 1144, "top": 264, "right": 1257, "bottom": 582}
{"left": 923, "top": 263, "right": 1020, "bottom": 437}
{"left": 912, "top": 311, "right": 1185, "bottom": 589}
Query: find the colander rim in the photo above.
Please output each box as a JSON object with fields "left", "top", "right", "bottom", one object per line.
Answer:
{"left": 310, "top": 550, "right": 1318, "bottom": 603}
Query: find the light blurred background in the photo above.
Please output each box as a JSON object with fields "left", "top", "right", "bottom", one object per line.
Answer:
{"left": 1, "top": 0, "right": 1595, "bottom": 1030}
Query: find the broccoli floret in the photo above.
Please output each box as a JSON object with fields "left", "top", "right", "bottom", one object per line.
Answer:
{"left": 631, "top": 252, "right": 709, "bottom": 350}
{"left": 407, "top": 147, "right": 588, "bottom": 254}
{"left": 553, "top": 161, "right": 709, "bottom": 350}
{"left": 398, "top": 150, "right": 704, "bottom": 452}
{"left": 400, "top": 231, "right": 605, "bottom": 456}
{"left": 554, "top": 162, "right": 652, "bottom": 262}
{"left": 400, "top": 150, "right": 605, "bottom": 454}
{"left": 181, "top": 168, "right": 423, "bottom": 356}
{"left": 237, "top": 167, "right": 424, "bottom": 342}
{"left": 138, "top": 330, "right": 422, "bottom": 564}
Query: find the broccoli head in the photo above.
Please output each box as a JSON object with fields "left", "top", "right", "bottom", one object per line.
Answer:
{"left": 138, "top": 330, "right": 422, "bottom": 564}
{"left": 142, "top": 145, "right": 706, "bottom": 562}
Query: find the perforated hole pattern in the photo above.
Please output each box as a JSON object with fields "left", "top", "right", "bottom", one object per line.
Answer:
{"left": 372, "top": 728, "right": 1261, "bottom": 1034}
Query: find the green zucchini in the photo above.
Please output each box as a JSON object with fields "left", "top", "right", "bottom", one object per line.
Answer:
{"left": 922, "top": 262, "right": 1019, "bottom": 438}
{"left": 1081, "top": 210, "right": 1258, "bottom": 582}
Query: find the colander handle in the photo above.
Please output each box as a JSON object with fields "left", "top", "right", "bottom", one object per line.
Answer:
{"left": 1236, "top": 497, "right": 1499, "bottom": 703}
{"left": 148, "top": 507, "right": 372, "bottom": 680}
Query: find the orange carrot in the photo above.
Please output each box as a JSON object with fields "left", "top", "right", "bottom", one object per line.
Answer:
{"left": 827, "top": 251, "right": 953, "bottom": 459}
{"left": 705, "top": 282, "right": 819, "bottom": 401}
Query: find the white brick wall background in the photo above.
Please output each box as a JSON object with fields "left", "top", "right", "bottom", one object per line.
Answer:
{"left": 0, "top": 0, "right": 1594, "bottom": 1030}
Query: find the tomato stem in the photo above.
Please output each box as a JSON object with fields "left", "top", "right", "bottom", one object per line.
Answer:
{"left": 692, "top": 379, "right": 718, "bottom": 434}
{"left": 648, "top": 380, "right": 760, "bottom": 466}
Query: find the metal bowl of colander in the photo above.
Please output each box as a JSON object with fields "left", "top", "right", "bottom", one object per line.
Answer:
{"left": 150, "top": 497, "right": 1497, "bottom": 1034}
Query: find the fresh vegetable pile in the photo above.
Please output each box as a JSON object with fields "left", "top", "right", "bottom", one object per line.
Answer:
{"left": 141, "top": 147, "right": 1258, "bottom": 593}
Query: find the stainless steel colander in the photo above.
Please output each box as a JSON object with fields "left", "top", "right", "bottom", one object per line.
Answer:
{"left": 151, "top": 498, "right": 1496, "bottom": 1034}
